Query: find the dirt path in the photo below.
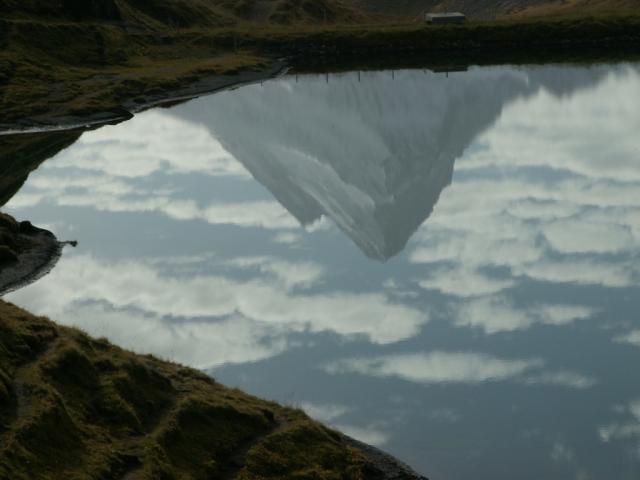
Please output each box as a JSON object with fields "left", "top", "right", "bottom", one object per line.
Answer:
{"left": 12, "top": 336, "right": 62, "bottom": 420}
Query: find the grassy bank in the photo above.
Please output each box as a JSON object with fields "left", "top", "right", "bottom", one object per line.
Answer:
{"left": 1, "top": 11, "right": 639, "bottom": 128}
{"left": 0, "top": 18, "right": 270, "bottom": 127}
{"left": 247, "top": 13, "right": 640, "bottom": 58}
{"left": 0, "top": 300, "right": 420, "bottom": 479}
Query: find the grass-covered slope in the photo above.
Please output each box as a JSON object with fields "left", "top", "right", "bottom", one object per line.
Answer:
{"left": 1, "top": 0, "right": 639, "bottom": 127}
{"left": 0, "top": 300, "right": 406, "bottom": 480}
{"left": 346, "top": 0, "right": 639, "bottom": 18}
{"left": 0, "top": 0, "right": 361, "bottom": 126}
{"left": 0, "top": 0, "right": 362, "bottom": 26}
{"left": 504, "top": 0, "right": 640, "bottom": 18}
{"left": 0, "top": 0, "right": 236, "bottom": 27}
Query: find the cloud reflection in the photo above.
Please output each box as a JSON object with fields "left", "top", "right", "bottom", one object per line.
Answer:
{"left": 7, "top": 253, "right": 428, "bottom": 368}
{"left": 599, "top": 400, "right": 640, "bottom": 442}
{"left": 325, "top": 351, "right": 596, "bottom": 388}
{"left": 325, "top": 351, "right": 543, "bottom": 384}
{"left": 298, "top": 401, "right": 390, "bottom": 446}
{"left": 455, "top": 297, "right": 594, "bottom": 334}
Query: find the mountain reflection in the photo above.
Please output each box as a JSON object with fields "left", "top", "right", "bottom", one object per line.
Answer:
{"left": 167, "top": 65, "right": 616, "bottom": 259}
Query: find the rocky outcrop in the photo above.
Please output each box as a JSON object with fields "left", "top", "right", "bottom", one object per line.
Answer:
{"left": 0, "top": 214, "right": 61, "bottom": 296}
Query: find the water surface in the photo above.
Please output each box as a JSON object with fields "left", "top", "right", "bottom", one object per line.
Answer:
{"left": 5, "top": 62, "right": 640, "bottom": 480}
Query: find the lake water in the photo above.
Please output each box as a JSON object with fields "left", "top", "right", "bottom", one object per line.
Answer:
{"left": 4, "top": 62, "right": 640, "bottom": 479}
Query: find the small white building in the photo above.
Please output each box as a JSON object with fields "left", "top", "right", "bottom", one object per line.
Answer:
{"left": 425, "top": 12, "right": 466, "bottom": 24}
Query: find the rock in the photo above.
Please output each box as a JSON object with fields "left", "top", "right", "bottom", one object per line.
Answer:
{"left": 345, "top": 436, "right": 429, "bottom": 480}
{"left": 18, "top": 221, "right": 39, "bottom": 234}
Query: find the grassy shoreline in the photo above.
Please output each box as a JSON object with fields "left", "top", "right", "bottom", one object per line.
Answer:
{"left": 1, "top": 13, "right": 640, "bottom": 129}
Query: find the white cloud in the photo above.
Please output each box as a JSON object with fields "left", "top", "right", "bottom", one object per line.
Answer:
{"left": 456, "top": 297, "right": 534, "bottom": 333}
{"left": 521, "top": 371, "right": 597, "bottom": 389}
{"left": 51, "top": 109, "right": 250, "bottom": 178}
{"left": 507, "top": 200, "right": 581, "bottom": 220}
{"left": 12, "top": 176, "right": 300, "bottom": 230}
{"left": 226, "top": 256, "right": 325, "bottom": 289}
{"left": 418, "top": 266, "right": 515, "bottom": 297}
{"left": 7, "top": 253, "right": 428, "bottom": 369}
{"left": 599, "top": 399, "right": 640, "bottom": 442}
{"left": 325, "top": 351, "right": 543, "bottom": 384}
{"left": 333, "top": 424, "right": 389, "bottom": 447}
{"left": 410, "top": 230, "right": 543, "bottom": 269}
{"left": 298, "top": 401, "right": 389, "bottom": 446}
{"left": 326, "top": 351, "right": 596, "bottom": 391}
{"left": 613, "top": 330, "right": 640, "bottom": 347}
{"left": 542, "top": 220, "right": 635, "bottom": 254}
{"left": 299, "top": 402, "right": 350, "bottom": 423}
{"left": 515, "top": 259, "right": 635, "bottom": 288}
{"left": 50, "top": 303, "right": 288, "bottom": 368}
{"left": 457, "top": 69, "right": 640, "bottom": 184}
{"left": 539, "top": 305, "right": 594, "bottom": 326}
{"left": 405, "top": 82, "right": 640, "bottom": 297}
{"left": 272, "top": 232, "right": 303, "bottom": 245}
{"left": 455, "top": 297, "right": 594, "bottom": 334}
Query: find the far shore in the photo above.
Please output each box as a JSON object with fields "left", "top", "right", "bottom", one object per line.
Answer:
{"left": 1, "top": 13, "right": 639, "bottom": 133}
{"left": 0, "top": 60, "right": 287, "bottom": 136}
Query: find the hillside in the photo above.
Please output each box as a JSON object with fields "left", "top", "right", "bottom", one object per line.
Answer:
{"left": 1, "top": 0, "right": 639, "bottom": 128}
{"left": 346, "top": 0, "right": 639, "bottom": 18}
{"left": 0, "top": 0, "right": 363, "bottom": 27}
{"left": 504, "top": 0, "right": 640, "bottom": 18}
{"left": 0, "top": 0, "right": 366, "bottom": 126}
{"left": 0, "top": 300, "right": 425, "bottom": 479}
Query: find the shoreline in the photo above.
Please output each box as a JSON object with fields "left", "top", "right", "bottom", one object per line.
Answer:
{"left": 0, "top": 222, "right": 64, "bottom": 296}
{"left": 0, "top": 60, "right": 288, "bottom": 136}
{"left": 345, "top": 436, "right": 428, "bottom": 479}
{"left": 3, "top": 47, "right": 640, "bottom": 138}
{"left": 2, "top": 15, "right": 639, "bottom": 134}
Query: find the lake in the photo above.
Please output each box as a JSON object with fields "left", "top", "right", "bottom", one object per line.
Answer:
{"left": 4, "top": 62, "right": 640, "bottom": 479}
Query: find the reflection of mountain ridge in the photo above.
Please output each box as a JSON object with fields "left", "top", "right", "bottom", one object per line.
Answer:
{"left": 168, "top": 65, "right": 618, "bottom": 260}
{"left": 0, "top": 131, "right": 81, "bottom": 207}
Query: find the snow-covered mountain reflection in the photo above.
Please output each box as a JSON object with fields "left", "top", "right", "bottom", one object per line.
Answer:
{"left": 166, "top": 65, "right": 619, "bottom": 260}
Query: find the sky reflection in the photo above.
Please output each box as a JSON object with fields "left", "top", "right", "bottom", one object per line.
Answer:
{"left": 4, "top": 62, "right": 640, "bottom": 480}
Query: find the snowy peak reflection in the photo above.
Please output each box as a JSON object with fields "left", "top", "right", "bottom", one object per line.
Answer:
{"left": 168, "top": 65, "right": 614, "bottom": 260}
